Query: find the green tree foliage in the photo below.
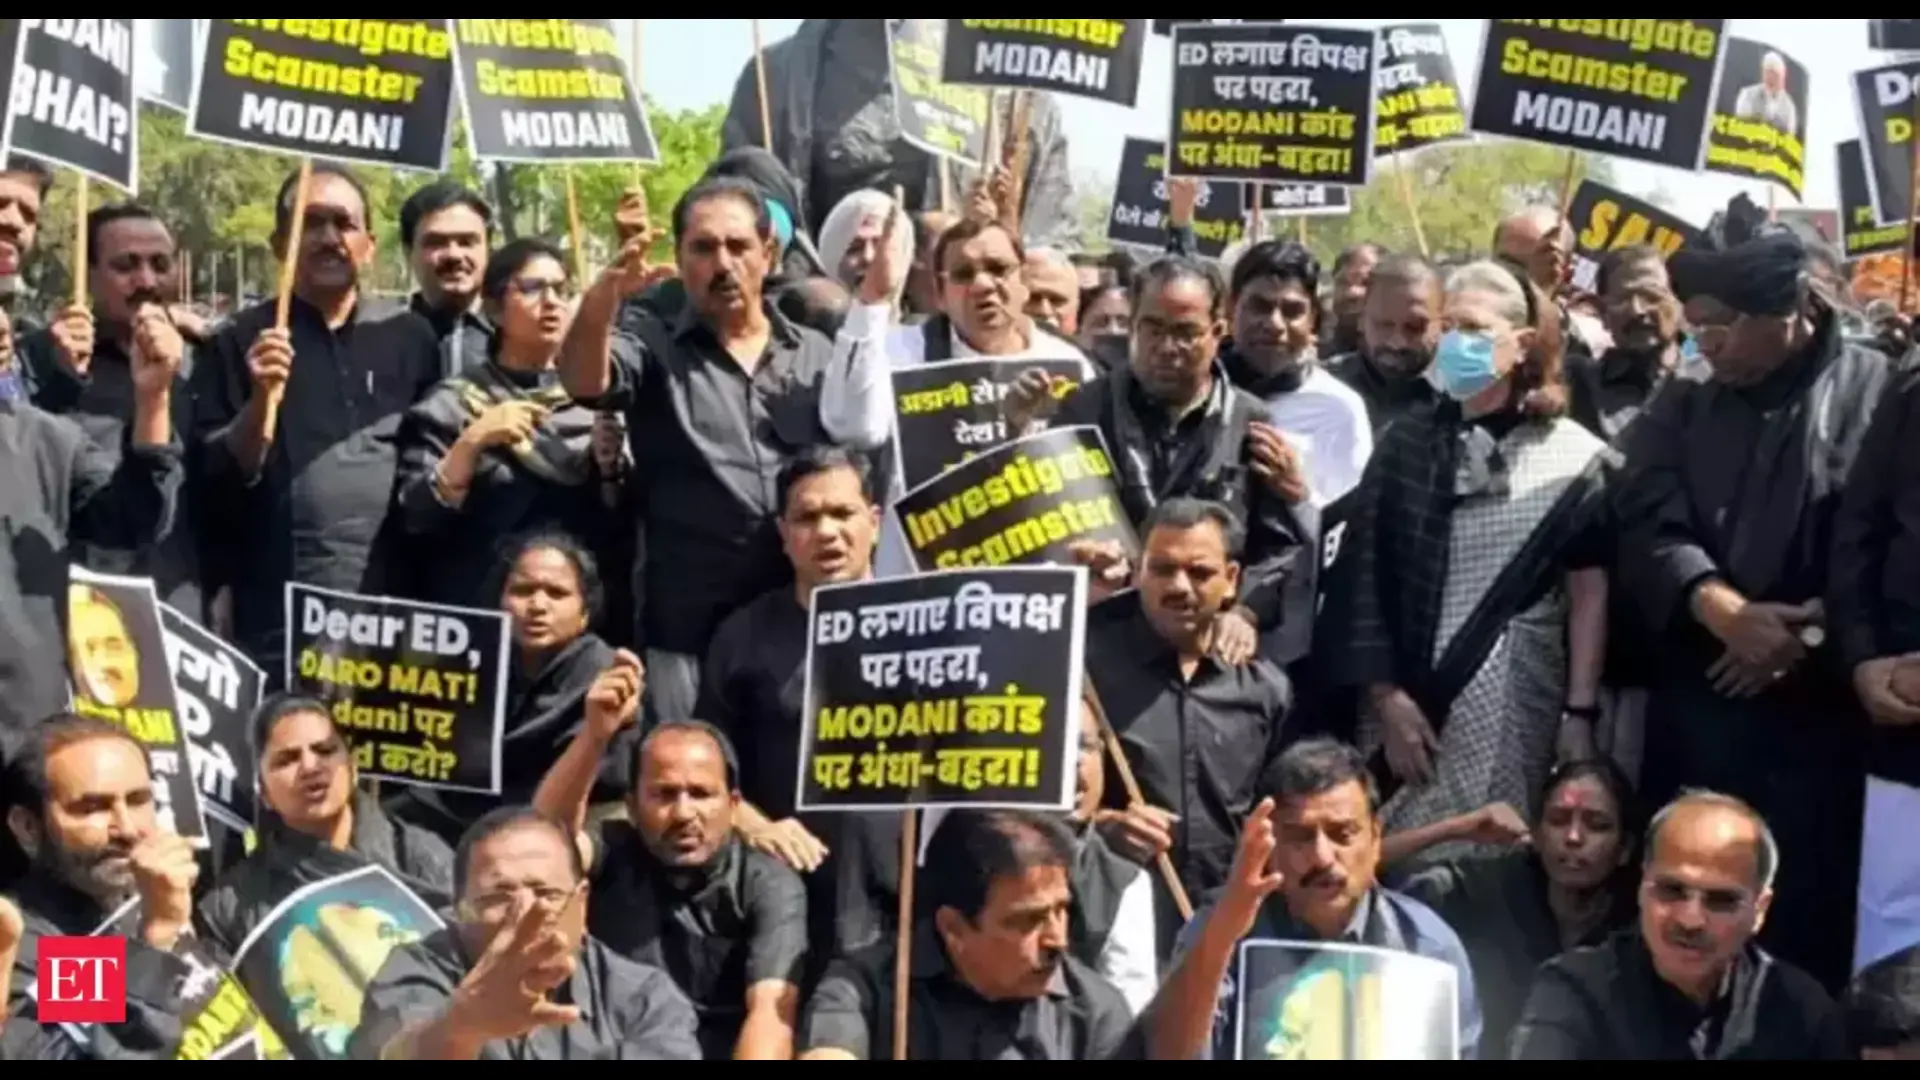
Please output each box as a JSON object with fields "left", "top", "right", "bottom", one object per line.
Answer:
{"left": 1288, "top": 142, "right": 1614, "bottom": 262}
{"left": 25, "top": 98, "right": 724, "bottom": 307}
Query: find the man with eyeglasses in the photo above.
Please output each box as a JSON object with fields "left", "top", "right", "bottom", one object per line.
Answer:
{"left": 15, "top": 202, "right": 205, "bottom": 619}
{"left": 351, "top": 806, "right": 700, "bottom": 1061}
{"left": 1511, "top": 792, "right": 1849, "bottom": 1060}
{"left": 1612, "top": 223, "right": 1889, "bottom": 994}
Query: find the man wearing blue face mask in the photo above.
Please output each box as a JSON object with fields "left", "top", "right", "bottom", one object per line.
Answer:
{"left": 1321, "top": 258, "right": 1612, "bottom": 875}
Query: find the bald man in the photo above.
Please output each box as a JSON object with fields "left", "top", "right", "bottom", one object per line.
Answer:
{"left": 1734, "top": 52, "right": 1798, "bottom": 137}
{"left": 1510, "top": 793, "right": 1850, "bottom": 1060}
{"left": 1494, "top": 206, "right": 1611, "bottom": 356}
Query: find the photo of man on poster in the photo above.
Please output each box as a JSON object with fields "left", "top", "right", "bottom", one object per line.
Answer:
{"left": 1733, "top": 50, "right": 1799, "bottom": 135}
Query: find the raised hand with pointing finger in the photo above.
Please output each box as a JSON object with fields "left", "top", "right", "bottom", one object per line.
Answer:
{"left": 446, "top": 886, "right": 586, "bottom": 1044}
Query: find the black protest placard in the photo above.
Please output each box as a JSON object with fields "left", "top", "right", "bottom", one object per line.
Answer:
{"left": 797, "top": 568, "right": 1086, "bottom": 813}
{"left": 894, "top": 425, "right": 1140, "bottom": 574}
{"left": 1853, "top": 59, "right": 1920, "bottom": 228}
{"left": 1261, "top": 182, "right": 1352, "bottom": 217}
{"left": 285, "top": 583, "right": 509, "bottom": 794}
{"left": 67, "top": 567, "right": 210, "bottom": 845}
{"left": 1704, "top": 38, "right": 1807, "bottom": 198}
{"left": 1169, "top": 22, "right": 1378, "bottom": 187}
{"left": 1108, "top": 137, "right": 1248, "bottom": 257}
{"left": 190, "top": 19, "right": 453, "bottom": 172}
{"left": 160, "top": 603, "right": 264, "bottom": 833}
{"left": 1154, "top": 21, "right": 1239, "bottom": 37}
{"left": 139, "top": 19, "right": 199, "bottom": 114}
{"left": 1468, "top": 20, "right": 1728, "bottom": 171}
{"left": 5, "top": 20, "right": 139, "bottom": 191}
{"left": 1565, "top": 179, "right": 1699, "bottom": 294}
{"left": 889, "top": 19, "right": 991, "bottom": 164}
{"left": 1871, "top": 20, "right": 1920, "bottom": 53}
{"left": 941, "top": 19, "right": 1146, "bottom": 108}
{"left": 1375, "top": 24, "right": 1469, "bottom": 157}
{"left": 894, "top": 358, "right": 1088, "bottom": 491}
{"left": 451, "top": 18, "right": 657, "bottom": 165}
{"left": 1839, "top": 139, "right": 1911, "bottom": 260}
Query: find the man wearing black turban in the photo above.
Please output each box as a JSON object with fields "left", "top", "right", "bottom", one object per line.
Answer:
{"left": 1611, "top": 200, "right": 1892, "bottom": 995}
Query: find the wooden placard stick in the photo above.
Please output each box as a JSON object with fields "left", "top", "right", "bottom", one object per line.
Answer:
{"left": 1902, "top": 94, "right": 1920, "bottom": 314}
{"left": 263, "top": 158, "right": 315, "bottom": 448}
{"left": 565, "top": 166, "right": 589, "bottom": 284}
{"left": 1395, "top": 162, "right": 1431, "bottom": 258}
{"left": 1084, "top": 679, "right": 1195, "bottom": 922}
{"left": 751, "top": 20, "right": 774, "bottom": 151}
{"left": 72, "top": 174, "right": 89, "bottom": 306}
{"left": 891, "top": 808, "right": 920, "bottom": 1061}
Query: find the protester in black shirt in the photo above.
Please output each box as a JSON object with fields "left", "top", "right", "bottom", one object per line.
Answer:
{"left": 191, "top": 164, "right": 442, "bottom": 673}
{"left": 393, "top": 238, "right": 617, "bottom": 613}
{"left": 1617, "top": 228, "right": 1887, "bottom": 992}
{"left": 351, "top": 806, "right": 700, "bottom": 1060}
{"left": 2, "top": 716, "right": 205, "bottom": 1059}
{"left": 701, "top": 446, "right": 878, "bottom": 864}
{"left": 560, "top": 176, "right": 844, "bottom": 729}
{"left": 1325, "top": 254, "right": 1441, "bottom": 433}
{"left": 1828, "top": 363, "right": 1920, "bottom": 978}
{"left": 800, "top": 809, "right": 1143, "bottom": 1061}
{"left": 398, "top": 182, "right": 493, "bottom": 378}
{"left": 391, "top": 534, "right": 627, "bottom": 841}
{"left": 1848, "top": 945, "right": 1920, "bottom": 1059}
{"left": 1080, "top": 499, "right": 1292, "bottom": 907}
{"left": 1386, "top": 758, "right": 1643, "bottom": 1054}
{"left": 200, "top": 696, "right": 453, "bottom": 957}
{"left": 1511, "top": 791, "right": 1850, "bottom": 1060}
{"left": 1008, "top": 256, "right": 1305, "bottom": 658}
{"left": 536, "top": 693, "right": 807, "bottom": 1060}
{"left": 0, "top": 212, "right": 182, "bottom": 756}
{"left": 16, "top": 203, "right": 204, "bottom": 619}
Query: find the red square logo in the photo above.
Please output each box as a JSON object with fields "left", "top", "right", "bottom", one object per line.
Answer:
{"left": 36, "top": 935, "right": 128, "bottom": 1025}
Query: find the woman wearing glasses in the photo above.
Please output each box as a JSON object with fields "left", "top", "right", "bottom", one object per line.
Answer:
{"left": 392, "top": 237, "right": 621, "bottom": 615}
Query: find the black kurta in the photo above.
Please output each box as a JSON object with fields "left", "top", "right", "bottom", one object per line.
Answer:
{"left": 1615, "top": 310, "right": 1888, "bottom": 992}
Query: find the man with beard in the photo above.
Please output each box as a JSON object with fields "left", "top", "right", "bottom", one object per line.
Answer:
{"left": 2, "top": 715, "right": 206, "bottom": 1059}
{"left": 1615, "top": 226, "right": 1888, "bottom": 993}
{"left": 351, "top": 806, "right": 700, "bottom": 1060}
{"left": 190, "top": 164, "right": 442, "bottom": 674}
{"left": 17, "top": 204, "right": 204, "bottom": 618}
{"left": 1148, "top": 738, "right": 1480, "bottom": 1059}
{"left": 534, "top": 697, "right": 807, "bottom": 1060}
{"left": 399, "top": 183, "right": 493, "bottom": 378}
{"left": 723, "top": 20, "right": 1075, "bottom": 248}
{"left": 799, "top": 810, "right": 1144, "bottom": 1060}
{"left": 1511, "top": 793, "right": 1850, "bottom": 1060}
{"left": 561, "top": 177, "right": 843, "bottom": 729}
{"left": 1326, "top": 254, "right": 1441, "bottom": 433}
{"left": 1323, "top": 243, "right": 1387, "bottom": 357}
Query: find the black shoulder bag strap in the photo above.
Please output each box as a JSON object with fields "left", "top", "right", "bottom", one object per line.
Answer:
{"left": 1367, "top": 451, "right": 1611, "bottom": 800}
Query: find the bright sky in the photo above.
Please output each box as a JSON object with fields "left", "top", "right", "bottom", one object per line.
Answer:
{"left": 619, "top": 18, "right": 1895, "bottom": 229}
